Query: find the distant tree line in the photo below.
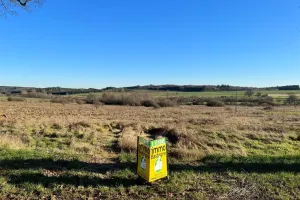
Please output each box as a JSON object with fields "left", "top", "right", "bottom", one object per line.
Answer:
{"left": 103, "top": 84, "right": 300, "bottom": 92}
{"left": 262, "top": 85, "right": 299, "bottom": 90}
{"left": 276, "top": 85, "right": 300, "bottom": 90}
{"left": 0, "top": 86, "right": 101, "bottom": 95}
{"left": 1, "top": 84, "right": 299, "bottom": 96}
{"left": 46, "top": 87, "right": 101, "bottom": 95}
{"left": 103, "top": 85, "right": 255, "bottom": 92}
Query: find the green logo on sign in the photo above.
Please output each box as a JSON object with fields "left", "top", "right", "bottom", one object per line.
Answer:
{"left": 154, "top": 156, "right": 163, "bottom": 172}
{"left": 150, "top": 138, "right": 166, "bottom": 147}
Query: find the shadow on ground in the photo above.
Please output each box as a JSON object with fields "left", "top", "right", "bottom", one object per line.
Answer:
{"left": 1, "top": 155, "right": 300, "bottom": 187}
{"left": 8, "top": 173, "right": 139, "bottom": 187}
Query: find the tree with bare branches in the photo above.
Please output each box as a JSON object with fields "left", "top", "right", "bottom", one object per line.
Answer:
{"left": 286, "top": 93, "right": 299, "bottom": 106}
{"left": 0, "top": 0, "right": 42, "bottom": 16}
{"left": 244, "top": 89, "right": 254, "bottom": 97}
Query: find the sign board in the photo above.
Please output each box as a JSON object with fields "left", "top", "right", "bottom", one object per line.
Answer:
{"left": 137, "top": 136, "right": 168, "bottom": 182}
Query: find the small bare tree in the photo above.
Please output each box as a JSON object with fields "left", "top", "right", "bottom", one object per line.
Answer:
{"left": 0, "top": 0, "right": 42, "bottom": 16}
{"left": 245, "top": 89, "right": 254, "bottom": 97}
{"left": 286, "top": 93, "right": 298, "bottom": 106}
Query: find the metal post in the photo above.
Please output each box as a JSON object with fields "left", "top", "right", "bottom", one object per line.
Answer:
{"left": 235, "top": 91, "right": 238, "bottom": 113}
{"left": 136, "top": 136, "right": 139, "bottom": 174}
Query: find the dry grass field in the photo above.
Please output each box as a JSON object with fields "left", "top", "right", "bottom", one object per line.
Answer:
{"left": 1, "top": 101, "right": 300, "bottom": 199}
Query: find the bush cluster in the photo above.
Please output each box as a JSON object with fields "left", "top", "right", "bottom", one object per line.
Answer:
{"left": 7, "top": 97, "right": 26, "bottom": 102}
{"left": 21, "top": 93, "right": 51, "bottom": 99}
{"left": 89, "top": 92, "right": 178, "bottom": 108}
{"left": 49, "top": 93, "right": 275, "bottom": 108}
{"left": 7, "top": 92, "right": 277, "bottom": 108}
{"left": 177, "top": 96, "right": 274, "bottom": 107}
{"left": 50, "top": 96, "right": 81, "bottom": 104}
{"left": 206, "top": 99, "right": 225, "bottom": 107}
{"left": 50, "top": 93, "right": 178, "bottom": 108}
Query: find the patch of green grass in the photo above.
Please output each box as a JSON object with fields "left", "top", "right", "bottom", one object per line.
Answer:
{"left": 70, "top": 90, "right": 300, "bottom": 104}
{"left": 119, "top": 152, "right": 136, "bottom": 163}
{"left": 1, "top": 148, "right": 300, "bottom": 199}
{"left": 230, "top": 172, "right": 300, "bottom": 199}
{"left": 243, "top": 137, "right": 300, "bottom": 156}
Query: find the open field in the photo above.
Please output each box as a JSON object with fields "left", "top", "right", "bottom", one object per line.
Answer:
{"left": 150, "top": 90, "right": 300, "bottom": 98}
{"left": 1, "top": 102, "right": 300, "bottom": 199}
{"left": 72, "top": 90, "right": 300, "bottom": 99}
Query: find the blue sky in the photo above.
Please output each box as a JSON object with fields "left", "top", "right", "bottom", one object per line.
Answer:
{"left": 0, "top": 0, "right": 300, "bottom": 88}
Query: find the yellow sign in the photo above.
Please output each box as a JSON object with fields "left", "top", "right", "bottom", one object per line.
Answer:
{"left": 137, "top": 137, "right": 168, "bottom": 182}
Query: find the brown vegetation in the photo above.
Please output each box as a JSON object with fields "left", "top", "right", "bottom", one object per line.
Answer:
{"left": 1, "top": 101, "right": 299, "bottom": 161}
{"left": 7, "top": 96, "right": 26, "bottom": 102}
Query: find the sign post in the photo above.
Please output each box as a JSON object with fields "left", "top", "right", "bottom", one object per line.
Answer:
{"left": 137, "top": 136, "right": 168, "bottom": 182}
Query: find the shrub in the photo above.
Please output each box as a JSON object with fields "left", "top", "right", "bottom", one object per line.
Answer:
{"left": 157, "top": 98, "right": 178, "bottom": 107}
{"left": 93, "top": 100, "right": 104, "bottom": 108}
{"left": 245, "top": 89, "right": 254, "bottom": 97}
{"left": 7, "top": 96, "right": 26, "bottom": 102}
{"left": 50, "top": 97, "right": 73, "bottom": 104}
{"left": 221, "top": 96, "right": 274, "bottom": 106}
{"left": 141, "top": 99, "right": 160, "bottom": 108}
{"left": 206, "top": 99, "right": 224, "bottom": 107}
{"left": 286, "top": 94, "right": 298, "bottom": 105}
{"left": 118, "top": 135, "right": 137, "bottom": 152}
{"left": 75, "top": 98, "right": 85, "bottom": 105}
{"left": 86, "top": 94, "right": 99, "bottom": 104}
{"left": 100, "top": 92, "right": 123, "bottom": 105}
{"left": 122, "top": 95, "right": 142, "bottom": 106}
{"left": 257, "top": 97, "right": 273, "bottom": 105}
{"left": 255, "top": 92, "right": 262, "bottom": 97}
{"left": 99, "top": 92, "right": 173, "bottom": 108}
{"left": 192, "top": 97, "right": 206, "bottom": 105}
{"left": 146, "top": 127, "right": 181, "bottom": 144}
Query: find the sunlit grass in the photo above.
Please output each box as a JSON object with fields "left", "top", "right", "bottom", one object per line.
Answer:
{"left": 0, "top": 102, "right": 300, "bottom": 199}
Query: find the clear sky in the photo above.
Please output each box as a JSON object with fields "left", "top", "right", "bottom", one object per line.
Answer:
{"left": 0, "top": 0, "right": 300, "bottom": 89}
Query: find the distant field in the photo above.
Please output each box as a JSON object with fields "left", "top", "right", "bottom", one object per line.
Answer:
{"left": 1, "top": 89, "right": 299, "bottom": 104}
{"left": 72, "top": 90, "right": 300, "bottom": 99}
